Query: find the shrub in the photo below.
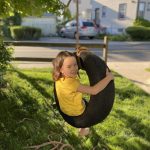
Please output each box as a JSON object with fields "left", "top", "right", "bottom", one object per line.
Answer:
{"left": 109, "top": 34, "right": 129, "bottom": 41}
{"left": 133, "top": 18, "right": 150, "bottom": 27}
{"left": 126, "top": 26, "right": 150, "bottom": 40}
{"left": 10, "top": 26, "right": 41, "bottom": 40}
{"left": 3, "top": 12, "right": 22, "bottom": 26}
{"left": 1, "top": 25, "right": 11, "bottom": 38}
{"left": 0, "top": 37, "right": 13, "bottom": 87}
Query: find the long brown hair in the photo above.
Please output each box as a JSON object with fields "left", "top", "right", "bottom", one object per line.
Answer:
{"left": 52, "top": 51, "right": 76, "bottom": 81}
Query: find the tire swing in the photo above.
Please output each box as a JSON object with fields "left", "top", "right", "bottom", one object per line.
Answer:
{"left": 53, "top": 0, "right": 115, "bottom": 128}
{"left": 53, "top": 51, "right": 115, "bottom": 128}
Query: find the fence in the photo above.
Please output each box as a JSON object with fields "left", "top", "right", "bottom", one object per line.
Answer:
{"left": 4, "top": 36, "right": 108, "bottom": 63}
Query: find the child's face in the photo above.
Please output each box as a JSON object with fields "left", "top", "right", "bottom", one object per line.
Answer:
{"left": 60, "top": 56, "right": 78, "bottom": 78}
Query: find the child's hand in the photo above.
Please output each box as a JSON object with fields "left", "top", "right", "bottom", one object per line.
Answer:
{"left": 106, "top": 68, "right": 114, "bottom": 80}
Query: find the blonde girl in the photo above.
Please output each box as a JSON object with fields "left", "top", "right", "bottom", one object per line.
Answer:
{"left": 52, "top": 50, "right": 114, "bottom": 136}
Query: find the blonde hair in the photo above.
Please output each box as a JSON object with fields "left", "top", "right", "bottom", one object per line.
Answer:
{"left": 52, "top": 51, "right": 76, "bottom": 81}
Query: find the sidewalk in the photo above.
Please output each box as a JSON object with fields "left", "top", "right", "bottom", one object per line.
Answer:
{"left": 12, "top": 61, "right": 150, "bottom": 95}
{"left": 108, "top": 61, "right": 150, "bottom": 95}
{"left": 11, "top": 37, "right": 150, "bottom": 95}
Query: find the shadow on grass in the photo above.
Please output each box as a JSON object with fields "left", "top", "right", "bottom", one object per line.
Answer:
{"left": 114, "top": 109, "right": 150, "bottom": 149}
{"left": 0, "top": 70, "right": 67, "bottom": 148}
{"left": 15, "top": 69, "right": 53, "bottom": 100}
{"left": 89, "top": 127, "right": 111, "bottom": 150}
{"left": 115, "top": 87, "right": 149, "bottom": 101}
{"left": 114, "top": 71, "right": 149, "bottom": 98}
{"left": 1, "top": 69, "right": 97, "bottom": 149}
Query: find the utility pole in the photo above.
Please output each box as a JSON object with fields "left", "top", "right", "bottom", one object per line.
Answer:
{"left": 136, "top": 0, "right": 140, "bottom": 19}
{"left": 76, "top": 0, "right": 79, "bottom": 48}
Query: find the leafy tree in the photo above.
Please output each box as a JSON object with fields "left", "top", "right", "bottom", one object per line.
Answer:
{"left": 0, "top": 36, "right": 13, "bottom": 88}
{"left": 0, "top": 0, "right": 68, "bottom": 18}
{"left": 0, "top": 0, "right": 69, "bottom": 88}
{"left": 4, "top": 12, "right": 22, "bottom": 26}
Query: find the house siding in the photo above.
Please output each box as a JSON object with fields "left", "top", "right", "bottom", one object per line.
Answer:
{"left": 60, "top": 0, "right": 92, "bottom": 19}
{"left": 92, "top": 0, "right": 150, "bottom": 34}
{"left": 140, "top": 0, "right": 150, "bottom": 20}
{"left": 92, "top": 0, "right": 138, "bottom": 34}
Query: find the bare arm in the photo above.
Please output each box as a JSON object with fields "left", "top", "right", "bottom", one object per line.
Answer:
{"left": 77, "top": 69, "right": 114, "bottom": 95}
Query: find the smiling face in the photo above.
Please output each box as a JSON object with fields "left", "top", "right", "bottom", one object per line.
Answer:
{"left": 60, "top": 56, "right": 78, "bottom": 78}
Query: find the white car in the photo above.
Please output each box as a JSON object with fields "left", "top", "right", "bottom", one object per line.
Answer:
{"left": 59, "top": 19, "right": 98, "bottom": 39}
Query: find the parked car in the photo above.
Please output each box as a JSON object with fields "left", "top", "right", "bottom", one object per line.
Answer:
{"left": 59, "top": 19, "right": 98, "bottom": 39}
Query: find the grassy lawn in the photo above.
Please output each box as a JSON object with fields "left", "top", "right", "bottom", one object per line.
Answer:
{"left": 0, "top": 67, "right": 150, "bottom": 150}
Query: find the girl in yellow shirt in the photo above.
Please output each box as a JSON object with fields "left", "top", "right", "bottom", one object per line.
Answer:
{"left": 52, "top": 50, "right": 114, "bottom": 136}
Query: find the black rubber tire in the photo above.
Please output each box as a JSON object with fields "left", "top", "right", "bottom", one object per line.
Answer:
{"left": 54, "top": 51, "right": 115, "bottom": 128}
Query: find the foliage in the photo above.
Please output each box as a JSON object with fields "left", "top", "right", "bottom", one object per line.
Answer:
{"left": 1, "top": 25, "right": 11, "bottom": 38}
{"left": 10, "top": 26, "right": 41, "bottom": 40}
{"left": 0, "top": 0, "right": 68, "bottom": 18}
{"left": 0, "top": 68, "right": 150, "bottom": 149}
{"left": 1, "top": 12, "right": 22, "bottom": 38}
{"left": 109, "top": 34, "right": 129, "bottom": 41}
{"left": 0, "top": 0, "right": 72, "bottom": 39}
{"left": 126, "top": 26, "right": 150, "bottom": 41}
{"left": 98, "top": 34, "right": 129, "bottom": 41}
{"left": 0, "top": 37, "right": 13, "bottom": 87}
{"left": 133, "top": 18, "right": 150, "bottom": 27}
{"left": 3, "top": 12, "right": 22, "bottom": 26}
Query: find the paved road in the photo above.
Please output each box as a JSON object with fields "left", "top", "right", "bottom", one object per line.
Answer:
{"left": 11, "top": 37, "right": 150, "bottom": 94}
{"left": 12, "top": 37, "right": 150, "bottom": 62}
{"left": 39, "top": 37, "right": 150, "bottom": 50}
{"left": 13, "top": 46, "right": 150, "bottom": 62}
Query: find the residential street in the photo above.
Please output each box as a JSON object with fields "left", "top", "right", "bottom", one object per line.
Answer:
{"left": 11, "top": 37, "right": 150, "bottom": 94}
{"left": 12, "top": 37, "right": 150, "bottom": 62}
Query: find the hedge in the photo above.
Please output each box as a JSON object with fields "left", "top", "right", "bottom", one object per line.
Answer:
{"left": 133, "top": 18, "right": 150, "bottom": 27}
{"left": 126, "top": 26, "right": 150, "bottom": 40}
{"left": 10, "top": 26, "right": 41, "bottom": 40}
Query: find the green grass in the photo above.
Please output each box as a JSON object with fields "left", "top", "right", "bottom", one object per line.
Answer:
{"left": 0, "top": 68, "right": 150, "bottom": 150}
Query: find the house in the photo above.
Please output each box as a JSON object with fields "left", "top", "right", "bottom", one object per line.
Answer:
{"left": 22, "top": 13, "right": 57, "bottom": 36}
{"left": 92, "top": 0, "right": 150, "bottom": 34}
{"left": 22, "top": 0, "right": 150, "bottom": 36}
{"left": 60, "top": 0, "right": 92, "bottom": 19}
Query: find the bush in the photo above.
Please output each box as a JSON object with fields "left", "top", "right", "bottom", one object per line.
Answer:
{"left": 1, "top": 25, "right": 11, "bottom": 38}
{"left": 126, "top": 26, "right": 150, "bottom": 40}
{"left": 10, "top": 26, "right": 41, "bottom": 40}
{"left": 3, "top": 12, "right": 22, "bottom": 26}
{"left": 133, "top": 18, "right": 150, "bottom": 27}
{"left": 109, "top": 34, "right": 129, "bottom": 41}
{"left": 0, "top": 37, "right": 13, "bottom": 87}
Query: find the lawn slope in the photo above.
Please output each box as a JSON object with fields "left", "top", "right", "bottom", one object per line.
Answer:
{"left": 0, "top": 68, "right": 150, "bottom": 150}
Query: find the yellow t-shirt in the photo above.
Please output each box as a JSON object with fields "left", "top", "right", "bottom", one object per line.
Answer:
{"left": 56, "top": 77, "right": 85, "bottom": 116}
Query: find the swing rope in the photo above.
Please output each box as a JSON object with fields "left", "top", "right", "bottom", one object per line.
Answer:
{"left": 53, "top": 0, "right": 115, "bottom": 128}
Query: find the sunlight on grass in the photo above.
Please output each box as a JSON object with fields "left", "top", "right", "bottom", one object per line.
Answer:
{"left": 0, "top": 67, "right": 150, "bottom": 150}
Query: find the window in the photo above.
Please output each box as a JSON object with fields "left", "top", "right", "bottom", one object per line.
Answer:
{"left": 118, "top": 28, "right": 124, "bottom": 33}
{"left": 147, "top": 2, "right": 150, "bottom": 11}
{"left": 102, "top": 6, "right": 107, "bottom": 17}
{"left": 83, "top": 22, "right": 94, "bottom": 27}
{"left": 118, "top": 3, "right": 127, "bottom": 19}
{"left": 95, "top": 8, "right": 100, "bottom": 26}
{"left": 137, "top": 2, "right": 145, "bottom": 18}
{"left": 71, "top": 22, "right": 76, "bottom": 26}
